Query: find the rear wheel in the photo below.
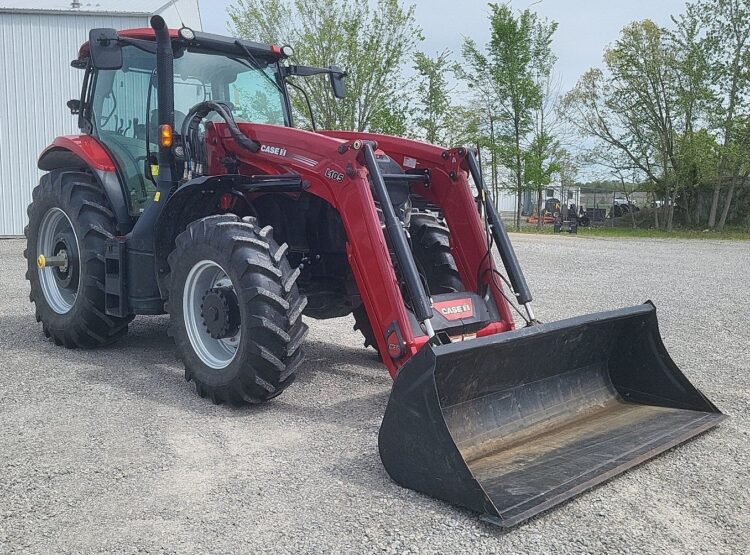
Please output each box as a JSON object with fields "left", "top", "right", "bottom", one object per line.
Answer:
{"left": 24, "top": 170, "right": 132, "bottom": 347}
{"left": 165, "top": 214, "right": 308, "bottom": 405}
{"left": 409, "top": 212, "right": 464, "bottom": 295}
{"left": 353, "top": 211, "right": 464, "bottom": 353}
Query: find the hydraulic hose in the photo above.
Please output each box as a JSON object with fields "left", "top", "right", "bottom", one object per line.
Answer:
{"left": 182, "top": 101, "right": 260, "bottom": 154}
{"left": 465, "top": 150, "right": 533, "bottom": 306}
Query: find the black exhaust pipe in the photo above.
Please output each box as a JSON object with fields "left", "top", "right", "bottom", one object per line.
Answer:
{"left": 151, "top": 15, "right": 176, "bottom": 178}
{"left": 130, "top": 15, "right": 176, "bottom": 250}
{"left": 124, "top": 15, "right": 178, "bottom": 312}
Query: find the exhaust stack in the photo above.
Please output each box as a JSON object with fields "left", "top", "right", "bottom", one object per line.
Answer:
{"left": 150, "top": 15, "right": 175, "bottom": 180}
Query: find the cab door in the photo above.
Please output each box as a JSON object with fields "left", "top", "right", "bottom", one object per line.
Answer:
{"left": 88, "top": 45, "right": 156, "bottom": 217}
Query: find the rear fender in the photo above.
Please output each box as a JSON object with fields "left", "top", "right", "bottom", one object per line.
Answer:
{"left": 38, "top": 136, "right": 133, "bottom": 233}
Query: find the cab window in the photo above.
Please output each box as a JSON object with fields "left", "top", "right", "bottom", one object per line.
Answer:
{"left": 89, "top": 44, "right": 289, "bottom": 216}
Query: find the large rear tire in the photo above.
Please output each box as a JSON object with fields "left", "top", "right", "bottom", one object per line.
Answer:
{"left": 24, "top": 170, "right": 132, "bottom": 348}
{"left": 353, "top": 211, "right": 464, "bottom": 354}
{"left": 165, "top": 214, "right": 308, "bottom": 405}
{"left": 409, "top": 212, "right": 464, "bottom": 295}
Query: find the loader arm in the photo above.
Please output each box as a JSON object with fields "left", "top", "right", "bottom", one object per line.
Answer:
{"left": 203, "top": 122, "right": 521, "bottom": 374}
{"left": 319, "top": 131, "right": 524, "bottom": 322}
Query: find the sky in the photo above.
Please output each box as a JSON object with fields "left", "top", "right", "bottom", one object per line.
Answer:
{"left": 198, "top": 0, "right": 689, "bottom": 92}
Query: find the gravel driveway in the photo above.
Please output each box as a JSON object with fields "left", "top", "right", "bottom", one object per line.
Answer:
{"left": 1, "top": 234, "right": 748, "bottom": 554}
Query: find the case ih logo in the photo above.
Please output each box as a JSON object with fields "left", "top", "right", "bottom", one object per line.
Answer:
{"left": 434, "top": 298, "right": 474, "bottom": 321}
{"left": 325, "top": 168, "right": 344, "bottom": 182}
{"left": 260, "top": 145, "right": 287, "bottom": 157}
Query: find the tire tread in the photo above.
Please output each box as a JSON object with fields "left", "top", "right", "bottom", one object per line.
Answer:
{"left": 165, "top": 214, "right": 307, "bottom": 405}
{"left": 24, "top": 170, "right": 133, "bottom": 348}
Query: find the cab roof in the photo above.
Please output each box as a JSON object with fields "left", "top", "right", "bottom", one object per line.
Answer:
{"left": 76, "top": 27, "right": 286, "bottom": 65}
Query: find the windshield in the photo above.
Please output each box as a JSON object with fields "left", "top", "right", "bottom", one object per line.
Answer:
{"left": 174, "top": 48, "right": 288, "bottom": 126}
{"left": 88, "top": 44, "right": 289, "bottom": 216}
{"left": 90, "top": 44, "right": 289, "bottom": 138}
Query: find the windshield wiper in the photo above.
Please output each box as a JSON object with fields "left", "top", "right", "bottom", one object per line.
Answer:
{"left": 284, "top": 78, "right": 316, "bottom": 131}
{"left": 232, "top": 40, "right": 307, "bottom": 128}
{"left": 233, "top": 40, "right": 322, "bottom": 131}
{"left": 233, "top": 40, "right": 286, "bottom": 98}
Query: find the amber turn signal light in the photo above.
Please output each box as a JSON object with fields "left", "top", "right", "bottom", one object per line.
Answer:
{"left": 159, "top": 124, "right": 173, "bottom": 148}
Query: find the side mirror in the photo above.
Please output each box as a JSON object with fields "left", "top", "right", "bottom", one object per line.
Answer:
{"left": 67, "top": 99, "right": 81, "bottom": 115}
{"left": 89, "top": 28, "right": 122, "bottom": 70}
{"left": 329, "top": 65, "right": 346, "bottom": 99}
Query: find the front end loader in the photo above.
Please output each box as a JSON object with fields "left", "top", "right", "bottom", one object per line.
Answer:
{"left": 25, "top": 17, "right": 724, "bottom": 527}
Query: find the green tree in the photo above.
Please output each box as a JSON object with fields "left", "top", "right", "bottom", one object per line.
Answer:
{"left": 413, "top": 50, "right": 453, "bottom": 145}
{"left": 459, "top": 4, "right": 557, "bottom": 229}
{"left": 563, "top": 3, "right": 750, "bottom": 231}
{"left": 670, "top": 4, "right": 713, "bottom": 136}
{"left": 695, "top": 0, "right": 750, "bottom": 228}
{"left": 669, "top": 4, "right": 715, "bottom": 227}
{"left": 524, "top": 131, "right": 560, "bottom": 229}
{"left": 674, "top": 129, "right": 721, "bottom": 226}
{"left": 228, "top": 0, "right": 422, "bottom": 131}
{"left": 527, "top": 70, "right": 563, "bottom": 229}
{"left": 562, "top": 21, "right": 689, "bottom": 230}
{"left": 443, "top": 103, "right": 484, "bottom": 148}
{"left": 369, "top": 97, "right": 409, "bottom": 136}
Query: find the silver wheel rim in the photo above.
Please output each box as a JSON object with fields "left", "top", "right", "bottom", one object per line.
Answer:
{"left": 183, "top": 260, "right": 240, "bottom": 369}
{"left": 37, "top": 208, "right": 79, "bottom": 314}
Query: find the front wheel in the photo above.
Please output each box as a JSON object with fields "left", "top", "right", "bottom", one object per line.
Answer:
{"left": 165, "top": 214, "right": 308, "bottom": 405}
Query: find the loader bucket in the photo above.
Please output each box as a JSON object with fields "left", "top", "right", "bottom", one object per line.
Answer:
{"left": 378, "top": 303, "right": 725, "bottom": 527}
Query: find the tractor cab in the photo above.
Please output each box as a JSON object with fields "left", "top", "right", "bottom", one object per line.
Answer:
{"left": 74, "top": 27, "right": 343, "bottom": 217}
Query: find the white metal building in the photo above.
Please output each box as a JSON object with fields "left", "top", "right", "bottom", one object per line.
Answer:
{"left": 0, "top": 1, "right": 202, "bottom": 235}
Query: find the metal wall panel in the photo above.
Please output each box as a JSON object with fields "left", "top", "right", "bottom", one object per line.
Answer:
{"left": 0, "top": 13, "right": 148, "bottom": 235}
{"left": 494, "top": 190, "right": 520, "bottom": 213}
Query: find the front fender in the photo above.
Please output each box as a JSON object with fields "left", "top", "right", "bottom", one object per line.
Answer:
{"left": 153, "top": 173, "right": 304, "bottom": 296}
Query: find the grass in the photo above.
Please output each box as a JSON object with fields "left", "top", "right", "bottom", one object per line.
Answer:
{"left": 511, "top": 224, "right": 750, "bottom": 240}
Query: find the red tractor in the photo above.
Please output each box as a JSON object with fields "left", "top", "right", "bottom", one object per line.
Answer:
{"left": 25, "top": 17, "right": 724, "bottom": 527}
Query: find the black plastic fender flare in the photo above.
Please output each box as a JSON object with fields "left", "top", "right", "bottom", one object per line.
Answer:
{"left": 152, "top": 173, "right": 304, "bottom": 296}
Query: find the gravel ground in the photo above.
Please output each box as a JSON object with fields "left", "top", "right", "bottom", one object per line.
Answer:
{"left": 0, "top": 234, "right": 748, "bottom": 554}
